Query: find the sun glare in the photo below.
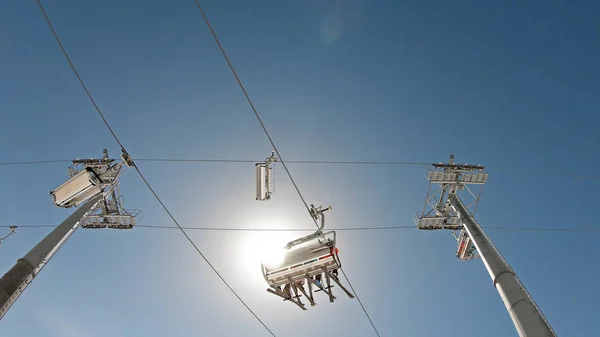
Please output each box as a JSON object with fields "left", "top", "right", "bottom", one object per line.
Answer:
{"left": 242, "top": 232, "right": 290, "bottom": 272}
{"left": 261, "top": 246, "right": 286, "bottom": 269}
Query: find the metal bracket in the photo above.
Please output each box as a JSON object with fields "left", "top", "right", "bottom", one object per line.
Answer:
{"left": 0, "top": 227, "right": 17, "bottom": 247}
{"left": 121, "top": 149, "right": 135, "bottom": 168}
{"left": 284, "top": 205, "right": 332, "bottom": 249}
{"left": 309, "top": 204, "right": 331, "bottom": 222}
{"left": 266, "top": 151, "right": 278, "bottom": 165}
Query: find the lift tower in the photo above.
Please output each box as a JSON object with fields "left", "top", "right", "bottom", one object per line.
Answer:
{"left": 0, "top": 149, "right": 140, "bottom": 321}
{"left": 414, "top": 155, "right": 556, "bottom": 337}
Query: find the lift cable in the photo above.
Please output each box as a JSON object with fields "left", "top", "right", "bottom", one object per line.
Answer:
{"left": 191, "top": 2, "right": 384, "bottom": 333}
{"left": 133, "top": 225, "right": 600, "bottom": 232}
{"left": 338, "top": 256, "right": 381, "bottom": 336}
{"left": 2, "top": 159, "right": 599, "bottom": 182}
{"left": 36, "top": 2, "right": 124, "bottom": 152}
{"left": 35, "top": 1, "right": 276, "bottom": 335}
{"left": 135, "top": 159, "right": 432, "bottom": 166}
{"left": 191, "top": 0, "right": 318, "bottom": 228}
{"left": 0, "top": 160, "right": 72, "bottom": 166}
{"left": 1, "top": 224, "right": 597, "bottom": 232}
{"left": 0, "top": 159, "right": 430, "bottom": 166}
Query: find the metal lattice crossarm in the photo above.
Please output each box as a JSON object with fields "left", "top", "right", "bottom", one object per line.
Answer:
{"left": 414, "top": 155, "right": 488, "bottom": 231}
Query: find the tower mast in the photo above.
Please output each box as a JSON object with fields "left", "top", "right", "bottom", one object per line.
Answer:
{"left": 414, "top": 155, "right": 556, "bottom": 337}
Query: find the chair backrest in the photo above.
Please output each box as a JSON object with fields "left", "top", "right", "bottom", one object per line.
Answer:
{"left": 51, "top": 169, "right": 103, "bottom": 208}
{"left": 262, "top": 231, "right": 340, "bottom": 287}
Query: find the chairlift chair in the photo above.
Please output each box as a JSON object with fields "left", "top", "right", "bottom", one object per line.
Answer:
{"left": 262, "top": 230, "right": 339, "bottom": 287}
{"left": 455, "top": 229, "right": 479, "bottom": 261}
{"left": 256, "top": 152, "right": 277, "bottom": 201}
{"left": 50, "top": 167, "right": 108, "bottom": 208}
{"left": 260, "top": 205, "right": 355, "bottom": 309}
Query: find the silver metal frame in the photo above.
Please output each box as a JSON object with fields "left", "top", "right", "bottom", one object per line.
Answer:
{"left": 414, "top": 156, "right": 487, "bottom": 231}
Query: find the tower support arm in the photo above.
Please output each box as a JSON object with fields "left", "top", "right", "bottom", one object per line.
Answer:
{"left": 449, "top": 194, "right": 556, "bottom": 337}
{"left": 0, "top": 195, "right": 102, "bottom": 321}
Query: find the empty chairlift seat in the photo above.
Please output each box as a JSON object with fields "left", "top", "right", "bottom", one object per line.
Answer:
{"left": 455, "top": 229, "right": 478, "bottom": 261}
{"left": 50, "top": 167, "right": 106, "bottom": 208}
{"left": 255, "top": 152, "right": 277, "bottom": 201}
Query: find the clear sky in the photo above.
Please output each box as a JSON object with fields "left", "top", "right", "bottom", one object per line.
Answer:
{"left": 1, "top": 0, "right": 599, "bottom": 336}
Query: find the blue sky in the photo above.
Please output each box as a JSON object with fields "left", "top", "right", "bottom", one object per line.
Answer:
{"left": 1, "top": 0, "right": 599, "bottom": 336}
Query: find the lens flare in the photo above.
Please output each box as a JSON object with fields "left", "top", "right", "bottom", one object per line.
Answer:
{"left": 261, "top": 246, "right": 286, "bottom": 269}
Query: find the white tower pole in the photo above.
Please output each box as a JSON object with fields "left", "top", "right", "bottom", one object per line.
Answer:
{"left": 0, "top": 195, "right": 102, "bottom": 321}
{"left": 449, "top": 194, "right": 556, "bottom": 337}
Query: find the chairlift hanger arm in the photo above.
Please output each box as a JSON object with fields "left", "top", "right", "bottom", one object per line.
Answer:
{"left": 267, "top": 151, "right": 278, "bottom": 164}
{"left": 285, "top": 205, "right": 331, "bottom": 248}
